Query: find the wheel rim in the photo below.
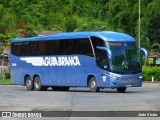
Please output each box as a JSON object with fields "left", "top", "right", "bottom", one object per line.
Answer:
{"left": 35, "top": 80, "right": 40, "bottom": 88}
{"left": 26, "top": 79, "right": 31, "bottom": 88}
{"left": 91, "top": 80, "right": 96, "bottom": 89}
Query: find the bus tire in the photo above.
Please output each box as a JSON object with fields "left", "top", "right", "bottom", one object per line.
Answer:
{"left": 34, "top": 76, "right": 43, "bottom": 91}
{"left": 89, "top": 77, "right": 100, "bottom": 92}
{"left": 116, "top": 87, "right": 126, "bottom": 93}
{"left": 25, "top": 77, "right": 34, "bottom": 90}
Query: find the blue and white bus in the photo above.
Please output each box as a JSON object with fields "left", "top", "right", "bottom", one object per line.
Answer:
{"left": 10, "top": 31, "right": 148, "bottom": 92}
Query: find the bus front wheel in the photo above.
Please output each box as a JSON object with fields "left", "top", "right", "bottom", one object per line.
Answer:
{"left": 89, "top": 77, "right": 100, "bottom": 92}
{"left": 116, "top": 87, "right": 126, "bottom": 93}
{"left": 25, "top": 77, "right": 34, "bottom": 90}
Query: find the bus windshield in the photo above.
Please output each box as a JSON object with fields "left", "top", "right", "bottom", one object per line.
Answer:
{"left": 109, "top": 42, "right": 141, "bottom": 74}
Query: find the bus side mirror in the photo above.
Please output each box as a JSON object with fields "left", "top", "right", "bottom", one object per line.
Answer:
{"left": 96, "top": 46, "right": 112, "bottom": 60}
{"left": 139, "top": 47, "right": 148, "bottom": 59}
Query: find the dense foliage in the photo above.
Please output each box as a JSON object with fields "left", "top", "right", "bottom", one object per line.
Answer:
{"left": 0, "top": 0, "right": 160, "bottom": 50}
{"left": 142, "top": 66, "right": 160, "bottom": 81}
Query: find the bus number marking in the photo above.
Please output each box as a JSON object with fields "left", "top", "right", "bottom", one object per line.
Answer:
{"left": 11, "top": 63, "right": 17, "bottom": 66}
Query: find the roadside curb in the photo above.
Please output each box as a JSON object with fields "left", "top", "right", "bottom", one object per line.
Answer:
{"left": 143, "top": 81, "right": 160, "bottom": 83}
{"left": 0, "top": 84, "right": 16, "bottom": 85}
{"left": 0, "top": 84, "right": 14, "bottom": 85}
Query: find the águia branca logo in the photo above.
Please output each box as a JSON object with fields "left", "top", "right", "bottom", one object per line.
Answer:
{"left": 20, "top": 56, "right": 81, "bottom": 66}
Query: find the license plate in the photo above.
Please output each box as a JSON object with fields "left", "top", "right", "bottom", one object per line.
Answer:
{"left": 126, "top": 85, "right": 132, "bottom": 87}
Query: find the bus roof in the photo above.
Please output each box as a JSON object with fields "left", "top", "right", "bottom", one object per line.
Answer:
{"left": 11, "top": 31, "right": 135, "bottom": 42}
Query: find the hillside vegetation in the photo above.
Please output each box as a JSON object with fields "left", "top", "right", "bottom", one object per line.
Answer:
{"left": 0, "top": 0, "right": 160, "bottom": 50}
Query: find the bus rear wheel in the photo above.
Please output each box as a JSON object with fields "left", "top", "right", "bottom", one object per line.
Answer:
{"left": 25, "top": 77, "right": 34, "bottom": 90}
{"left": 89, "top": 77, "right": 100, "bottom": 92}
{"left": 34, "top": 76, "right": 44, "bottom": 91}
{"left": 116, "top": 87, "right": 126, "bottom": 93}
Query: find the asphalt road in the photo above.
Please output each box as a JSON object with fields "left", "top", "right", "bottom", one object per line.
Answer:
{"left": 0, "top": 83, "right": 160, "bottom": 120}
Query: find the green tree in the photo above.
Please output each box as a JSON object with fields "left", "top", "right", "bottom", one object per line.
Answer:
{"left": 0, "top": 0, "right": 159, "bottom": 51}
{"left": 141, "top": 0, "right": 160, "bottom": 42}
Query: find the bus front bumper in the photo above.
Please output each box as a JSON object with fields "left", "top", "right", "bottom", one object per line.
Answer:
{"left": 109, "top": 78, "right": 143, "bottom": 88}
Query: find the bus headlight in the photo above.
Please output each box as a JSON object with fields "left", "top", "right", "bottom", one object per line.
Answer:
{"left": 138, "top": 76, "right": 142, "bottom": 79}
{"left": 112, "top": 76, "right": 121, "bottom": 80}
{"left": 112, "top": 76, "right": 118, "bottom": 79}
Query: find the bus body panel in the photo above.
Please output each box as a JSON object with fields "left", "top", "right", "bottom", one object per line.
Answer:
{"left": 10, "top": 55, "right": 100, "bottom": 87}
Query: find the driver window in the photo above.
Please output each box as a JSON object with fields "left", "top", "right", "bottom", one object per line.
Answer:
{"left": 96, "top": 49, "right": 109, "bottom": 70}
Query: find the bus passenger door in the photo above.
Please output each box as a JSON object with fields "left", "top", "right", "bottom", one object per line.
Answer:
{"left": 95, "top": 48, "right": 110, "bottom": 87}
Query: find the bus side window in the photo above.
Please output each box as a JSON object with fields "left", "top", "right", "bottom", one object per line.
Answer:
{"left": 78, "top": 38, "right": 93, "bottom": 57}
